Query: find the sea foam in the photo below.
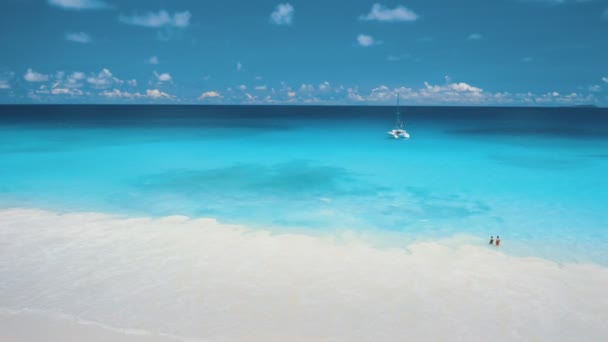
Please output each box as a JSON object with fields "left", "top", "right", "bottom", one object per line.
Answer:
{"left": 1, "top": 208, "right": 607, "bottom": 341}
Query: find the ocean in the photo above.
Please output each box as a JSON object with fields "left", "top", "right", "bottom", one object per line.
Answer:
{"left": 1, "top": 105, "right": 608, "bottom": 341}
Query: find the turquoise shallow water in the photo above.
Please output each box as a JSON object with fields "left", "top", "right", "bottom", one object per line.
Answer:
{"left": 1, "top": 105, "right": 608, "bottom": 264}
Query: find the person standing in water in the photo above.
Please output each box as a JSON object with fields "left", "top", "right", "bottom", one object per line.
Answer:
{"left": 495, "top": 236, "right": 501, "bottom": 246}
{"left": 489, "top": 236, "right": 494, "bottom": 245}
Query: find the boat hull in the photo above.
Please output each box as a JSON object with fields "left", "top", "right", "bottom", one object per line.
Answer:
{"left": 388, "top": 129, "right": 410, "bottom": 139}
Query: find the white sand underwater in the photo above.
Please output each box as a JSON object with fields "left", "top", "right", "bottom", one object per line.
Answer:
{"left": 1, "top": 208, "right": 607, "bottom": 342}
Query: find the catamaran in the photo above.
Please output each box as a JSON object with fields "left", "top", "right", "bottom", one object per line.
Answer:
{"left": 387, "top": 93, "right": 410, "bottom": 139}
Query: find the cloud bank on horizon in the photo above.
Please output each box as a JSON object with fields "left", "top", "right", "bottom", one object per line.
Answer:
{"left": 48, "top": 0, "right": 112, "bottom": 11}
{"left": 1, "top": 0, "right": 608, "bottom": 106}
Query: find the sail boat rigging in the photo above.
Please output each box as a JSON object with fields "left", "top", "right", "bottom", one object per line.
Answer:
{"left": 387, "top": 93, "right": 410, "bottom": 139}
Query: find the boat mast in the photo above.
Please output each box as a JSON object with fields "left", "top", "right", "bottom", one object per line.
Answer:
{"left": 395, "top": 92, "right": 402, "bottom": 128}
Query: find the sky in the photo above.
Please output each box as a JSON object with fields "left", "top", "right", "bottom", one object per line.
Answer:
{"left": 0, "top": 0, "right": 607, "bottom": 106}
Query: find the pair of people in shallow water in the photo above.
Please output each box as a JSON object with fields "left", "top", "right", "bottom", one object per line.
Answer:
{"left": 489, "top": 236, "right": 501, "bottom": 246}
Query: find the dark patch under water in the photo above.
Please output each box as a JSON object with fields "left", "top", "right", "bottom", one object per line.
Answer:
{"left": 124, "top": 160, "right": 491, "bottom": 227}
{"left": 135, "top": 161, "right": 376, "bottom": 198}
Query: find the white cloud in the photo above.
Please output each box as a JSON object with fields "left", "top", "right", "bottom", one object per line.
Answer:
{"left": 357, "top": 34, "right": 377, "bottom": 47}
{"left": 236, "top": 62, "right": 243, "bottom": 72}
{"left": 449, "top": 82, "right": 483, "bottom": 93}
{"left": 60, "top": 72, "right": 86, "bottom": 88}
{"left": 244, "top": 93, "right": 258, "bottom": 103}
{"left": 360, "top": 4, "right": 418, "bottom": 22}
{"left": 48, "top": 0, "right": 111, "bottom": 10}
{"left": 172, "top": 11, "right": 192, "bottom": 27}
{"left": 363, "top": 79, "right": 491, "bottom": 105}
{"left": 467, "top": 33, "right": 483, "bottom": 40}
{"left": 16, "top": 68, "right": 600, "bottom": 106}
{"left": 146, "top": 89, "right": 172, "bottom": 99}
{"left": 347, "top": 88, "right": 364, "bottom": 102}
{"left": 24, "top": 69, "right": 49, "bottom": 82}
{"left": 86, "top": 68, "right": 123, "bottom": 89}
{"left": 36, "top": 71, "right": 84, "bottom": 91}
{"left": 199, "top": 91, "right": 223, "bottom": 99}
{"left": 422, "top": 82, "right": 441, "bottom": 93}
{"left": 102, "top": 88, "right": 171, "bottom": 99}
{"left": 101, "top": 89, "right": 127, "bottom": 98}
{"left": 529, "top": 91, "right": 594, "bottom": 105}
{"left": 279, "top": 82, "right": 292, "bottom": 93}
{"left": 154, "top": 71, "right": 172, "bottom": 82}
{"left": 35, "top": 85, "right": 49, "bottom": 92}
{"left": 70, "top": 72, "right": 85, "bottom": 80}
{"left": 270, "top": 3, "right": 294, "bottom": 25}
{"left": 0, "top": 72, "right": 14, "bottom": 89}
{"left": 319, "top": 81, "right": 331, "bottom": 91}
{"left": 263, "top": 95, "right": 277, "bottom": 104}
{"left": 300, "top": 84, "right": 314, "bottom": 92}
{"left": 302, "top": 97, "right": 321, "bottom": 104}
{"left": 245, "top": 80, "right": 597, "bottom": 105}
{"left": 65, "top": 32, "right": 91, "bottom": 43}
{"left": 101, "top": 89, "right": 143, "bottom": 98}
{"left": 369, "top": 85, "right": 392, "bottom": 101}
{"left": 425, "top": 81, "right": 483, "bottom": 98}
{"left": 120, "top": 11, "right": 192, "bottom": 28}
{"left": 51, "top": 87, "right": 83, "bottom": 96}
{"left": 148, "top": 56, "right": 159, "bottom": 65}
{"left": 602, "top": 77, "right": 608, "bottom": 83}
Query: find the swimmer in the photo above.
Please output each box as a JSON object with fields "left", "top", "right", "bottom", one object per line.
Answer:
{"left": 489, "top": 236, "right": 494, "bottom": 245}
{"left": 495, "top": 236, "right": 501, "bottom": 246}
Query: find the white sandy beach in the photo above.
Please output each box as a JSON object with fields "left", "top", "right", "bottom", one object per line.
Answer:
{"left": 1, "top": 208, "right": 607, "bottom": 342}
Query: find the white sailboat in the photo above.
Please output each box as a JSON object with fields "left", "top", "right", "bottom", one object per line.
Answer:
{"left": 387, "top": 93, "right": 410, "bottom": 139}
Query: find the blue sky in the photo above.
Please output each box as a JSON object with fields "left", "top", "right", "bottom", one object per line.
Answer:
{"left": 0, "top": 0, "right": 607, "bottom": 105}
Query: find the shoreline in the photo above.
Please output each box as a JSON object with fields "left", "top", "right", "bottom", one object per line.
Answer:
{"left": 1, "top": 207, "right": 608, "bottom": 341}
